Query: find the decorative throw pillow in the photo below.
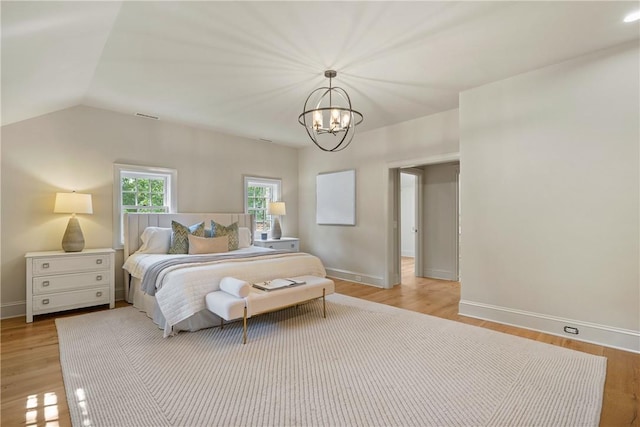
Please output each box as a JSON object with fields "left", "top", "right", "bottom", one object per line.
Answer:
{"left": 168, "top": 221, "right": 205, "bottom": 254}
{"left": 211, "top": 221, "right": 239, "bottom": 251}
{"left": 188, "top": 235, "right": 229, "bottom": 255}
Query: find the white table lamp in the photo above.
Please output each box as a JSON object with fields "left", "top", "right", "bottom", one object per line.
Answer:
{"left": 54, "top": 192, "right": 93, "bottom": 252}
{"left": 267, "top": 201, "right": 286, "bottom": 240}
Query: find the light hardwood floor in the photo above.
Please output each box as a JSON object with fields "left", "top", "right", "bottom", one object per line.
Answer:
{"left": 2, "top": 262, "right": 638, "bottom": 426}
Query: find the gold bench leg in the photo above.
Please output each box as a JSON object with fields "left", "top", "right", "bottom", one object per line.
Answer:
{"left": 243, "top": 306, "right": 248, "bottom": 344}
{"left": 323, "top": 288, "right": 326, "bottom": 318}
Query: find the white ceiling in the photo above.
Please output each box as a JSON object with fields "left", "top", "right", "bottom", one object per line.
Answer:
{"left": 2, "top": 1, "right": 639, "bottom": 147}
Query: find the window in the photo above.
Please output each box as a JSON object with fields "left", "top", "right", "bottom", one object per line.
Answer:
{"left": 113, "top": 164, "right": 177, "bottom": 248}
{"left": 244, "top": 177, "right": 281, "bottom": 232}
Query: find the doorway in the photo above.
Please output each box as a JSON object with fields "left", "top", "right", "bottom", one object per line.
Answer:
{"left": 387, "top": 157, "right": 460, "bottom": 288}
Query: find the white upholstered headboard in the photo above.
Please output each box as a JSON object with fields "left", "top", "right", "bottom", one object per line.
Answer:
{"left": 122, "top": 213, "right": 254, "bottom": 302}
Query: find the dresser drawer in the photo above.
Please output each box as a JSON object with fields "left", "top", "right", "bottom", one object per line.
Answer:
{"left": 267, "top": 240, "right": 299, "bottom": 251}
{"left": 254, "top": 238, "right": 300, "bottom": 251}
{"left": 32, "top": 287, "right": 110, "bottom": 313}
{"left": 33, "top": 254, "right": 110, "bottom": 275}
{"left": 33, "top": 271, "right": 110, "bottom": 295}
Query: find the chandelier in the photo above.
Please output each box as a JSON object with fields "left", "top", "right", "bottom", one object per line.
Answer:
{"left": 298, "top": 70, "right": 363, "bottom": 152}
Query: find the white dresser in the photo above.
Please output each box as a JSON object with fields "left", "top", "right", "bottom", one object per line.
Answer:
{"left": 253, "top": 237, "right": 299, "bottom": 252}
{"left": 25, "top": 248, "right": 115, "bottom": 322}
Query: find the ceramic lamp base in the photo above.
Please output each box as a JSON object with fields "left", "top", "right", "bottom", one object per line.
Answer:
{"left": 62, "top": 216, "right": 85, "bottom": 252}
{"left": 272, "top": 217, "right": 282, "bottom": 240}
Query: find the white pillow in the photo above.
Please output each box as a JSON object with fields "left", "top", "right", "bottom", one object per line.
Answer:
{"left": 238, "top": 227, "right": 252, "bottom": 248}
{"left": 137, "top": 227, "right": 172, "bottom": 254}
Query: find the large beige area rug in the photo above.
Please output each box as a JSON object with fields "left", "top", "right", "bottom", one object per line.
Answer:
{"left": 56, "top": 294, "right": 606, "bottom": 427}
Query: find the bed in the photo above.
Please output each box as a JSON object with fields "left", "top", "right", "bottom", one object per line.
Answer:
{"left": 122, "top": 213, "right": 327, "bottom": 336}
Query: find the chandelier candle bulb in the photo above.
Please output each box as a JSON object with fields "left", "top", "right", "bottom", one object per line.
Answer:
{"left": 341, "top": 111, "right": 351, "bottom": 127}
{"left": 313, "top": 110, "right": 323, "bottom": 130}
{"left": 331, "top": 109, "right": 341, "bottom": 128}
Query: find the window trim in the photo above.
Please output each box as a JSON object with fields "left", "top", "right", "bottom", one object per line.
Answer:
{"left": 243, "top": 176, "right": 282, "bottom": 232}
{"left": 113, "top": 163, "right": 178, "bottom": 249}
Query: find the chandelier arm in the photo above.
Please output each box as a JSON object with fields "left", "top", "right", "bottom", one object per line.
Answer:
{"left": 332, "top": 124, "right": 355, "bottom": 152}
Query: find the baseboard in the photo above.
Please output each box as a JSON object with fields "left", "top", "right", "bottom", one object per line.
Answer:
{"left": 325, "top": 268, "right": 384, "bottom": 288}
{"left": 459, "top": 299, "right": 640, "bottom": 354}
{"left": 401, "top": 251, "right": 415, "bottom": 258}
{"left": 424, "top": 268, "right": 458, "bottom": 281}
{"left": 0, "top": 300, "right": 26, "bottom": 319}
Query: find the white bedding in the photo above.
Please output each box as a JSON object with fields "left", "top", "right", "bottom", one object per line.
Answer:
{"left": 123, "top": 247, "right": 327, "bottom": 337}
{"left": 123, "top": 246, "right": 272, "bottom": 280}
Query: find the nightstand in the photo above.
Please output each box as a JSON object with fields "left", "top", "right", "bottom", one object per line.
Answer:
{"left": 25, "top": 248, "right": 115, "bottom": 323}
{"left": 253, "top": 237, "right": 299, "bottom": 252}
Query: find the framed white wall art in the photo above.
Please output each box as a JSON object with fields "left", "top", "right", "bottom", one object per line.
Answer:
{"left": 316, "top": 169, "right": 356, "bottom": 225}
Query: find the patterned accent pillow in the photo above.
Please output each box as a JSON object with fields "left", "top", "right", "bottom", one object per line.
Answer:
{"left": 168, "top": 221, "right": 205, "bottom": 254}
{"left": 211, "top": 221, "right": 239, "bottom": 251}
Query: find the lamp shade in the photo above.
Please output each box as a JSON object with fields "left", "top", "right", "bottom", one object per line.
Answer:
{"left": 267, "top": 202, "right": 286, "bottom": 216}
{"left": 54, "top": 192, "right": 93, "bottom": 214}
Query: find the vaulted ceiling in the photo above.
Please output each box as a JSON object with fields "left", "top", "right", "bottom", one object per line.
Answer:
{"left": 2, "top": 1, "right": 638, "bottom": 147}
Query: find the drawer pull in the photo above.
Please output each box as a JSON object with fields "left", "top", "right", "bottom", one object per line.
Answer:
{"left": 42, "top": 299, "right": 50, "bottom": 305}
{"left": 96, "top": 259, "right": 103, "bottom": 265}
{"left": 96, "top": 291, "right": 103, "bottom": 297}
{"left": 96, "top": 275, "right": 102, "bottom": 281}
{"left": 42, "top": 281, "right": 50, "bottom": 287}
{"left": 42, "top": 263, "right": 50, "bottom": 269}
{"left": 268, "top": 245, "right": 274, "bottom": 249}
{"left": 290, "top": 244, "right": 294, "bottom": 248}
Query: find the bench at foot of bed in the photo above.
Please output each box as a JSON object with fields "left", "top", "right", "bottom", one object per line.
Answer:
{"left": 205, "top": 275, "right": 335, "bottom": 344}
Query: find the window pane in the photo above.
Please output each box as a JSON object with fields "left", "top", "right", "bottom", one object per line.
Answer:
{"left": 137, "top": 179, "right": 150, "bottom": 192}
{"left": 122, "top": 178, "right": 136, "bottom": 191}
{"left": 122, "top": 192, "right": 136, "bottom": 205}
{"left": 150, "top": 179, "right": 164, "bottom": 193}
{"left": 138, "top": 193, "right": 150, "bottom": 206}
{"left": 151, "top": 194, "right": 164, "bottom": 206}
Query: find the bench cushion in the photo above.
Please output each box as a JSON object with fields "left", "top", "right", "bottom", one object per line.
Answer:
{"left": 205, "top": 290, "right": 246, "bottom": 321}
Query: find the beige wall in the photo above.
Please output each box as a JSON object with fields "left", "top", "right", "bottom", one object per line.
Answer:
{"left": 422, "top": 162, "right": 459, "bottom": 281}
{"left": 459, "top": 42, "right": 639, "bottom": 350}
{"left": 298, "top": 109, "right": 460, "bottom": 286}
{"left": 1, "top": 105, "right": 299, "bottom": 317}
